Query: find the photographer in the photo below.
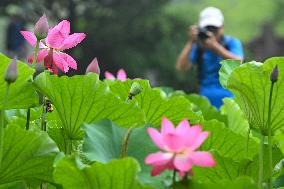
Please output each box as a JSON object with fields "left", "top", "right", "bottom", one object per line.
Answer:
{"left": 176, "top": 7, "right": 244, "bottom": 108}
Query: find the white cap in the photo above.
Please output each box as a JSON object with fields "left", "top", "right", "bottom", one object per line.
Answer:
{"left": 199, "top": 7, "right": 224, "bottom": 28}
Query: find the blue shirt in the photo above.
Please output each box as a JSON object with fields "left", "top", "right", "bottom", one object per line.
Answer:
{"left": 189, "top": 35, "right": 244, "bottom": 108}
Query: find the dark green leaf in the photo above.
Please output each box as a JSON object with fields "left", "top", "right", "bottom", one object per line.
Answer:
{"left": 201, "top": 120, "right": 258, "bottom": 161}
{"left": 194, "top": 146, "right": 282, "bottom": 183}
{"left": 81, "top": 120, "right": 169, "bottom": 188}
{"left": 108, "top": 79, "right": 201, "bottom": 127}
{"left": 0, "top": 125, "right": 59, "bottom": 186}
{"left": 53, "top": 156, "right": 152, "bottom": 189}
{"left": 33, "top": 72, "right": 145, "bottom": 140}
{"left": 0, "top": 54, "right": 38, "bottom": 110}
{"left": 187, "top": 94, "right": 227, "bottom": 123}
{"left": 184, "top": 176, "right": 259, "bottom": 189}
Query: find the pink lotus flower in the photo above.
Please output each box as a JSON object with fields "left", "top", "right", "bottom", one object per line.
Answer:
{"left": 34, "top": 14, "right": 49, "bottom": 40}
{"left": 5, "top": 57, "right": 18, "bottom": 84}
{"left": 104, "top": 69, "right": 127, "bottom": 81}
{"left": 20, "top": 20, "right": 86, "bottom": 74}
{"left": 86, "top": 58, "right": 100, "bottom": 75}
{"left": 145, "top": 117, "right": 216, "bottom": 177}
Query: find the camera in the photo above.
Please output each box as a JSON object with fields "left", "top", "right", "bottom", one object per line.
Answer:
{"left": 197, "top": 26, "right": 219, "bottom": 40}
{"left": 198, "top": 27, "right": 209, "bottom": 40}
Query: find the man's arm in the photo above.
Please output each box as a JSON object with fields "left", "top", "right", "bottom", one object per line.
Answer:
{"left": 211, "top": 42, "right": 242, "bottom": 60}
{"left": 176, "top": 25, "right": 198, "bottom": 72}
{"left": 202, "top": 33, "right": 243, "bottom": 61}
{"left": 176, "top": 41, "right": 193, "bottom": 71}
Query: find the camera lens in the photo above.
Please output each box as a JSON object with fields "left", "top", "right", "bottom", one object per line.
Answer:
{"left": 198, "top": 27, "right": 209, "bottom": 40}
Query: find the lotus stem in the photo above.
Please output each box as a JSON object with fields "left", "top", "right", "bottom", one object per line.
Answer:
{"left": 172, "top": 169, "right": 177, "bottom": 188}
{"left": 41, "top": 96, "right": 46, "bottom": 131}
{"left": 246, "top": 128, "right": 251, "bottom": 157}
{"left": 25, "top": 108, "right": 31, "bottom": 130}
{"left": 40, "top": 183, "right": 48, "bottom": 189}
{"left": 65, "top": 139, "right": 73, "bottom": 155}
{"left": 32, "top": 39, "right": 40, "bottom": 69}
{"left": 120, "top": 127, "right": 134, "bottom": 158}
{"left": 0, "top": 83, "right": 10, "bottom": 168}
{"left": 267, "top": 82, "right": 275, "bottom": 189}
{"left": 258, "top": 134, "right": 264, "bottom": 188}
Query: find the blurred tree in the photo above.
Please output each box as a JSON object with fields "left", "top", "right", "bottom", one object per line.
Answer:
{"left": 272, "top": 0, "right": 284, "bottom": 37}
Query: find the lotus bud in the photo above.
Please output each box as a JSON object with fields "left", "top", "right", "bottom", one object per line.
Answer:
{"left": 270, "top": 64, "right": 278, "bottom": 83}
{"left": 86, "top": 58, "right": 100, "bottom": 75}
{"left": 128, "top": 82, "right": 143, "bottom": 100}
{"left": 34, "top": 14, "right": 49, "bottom": 40}
{"left": 4, "top": 58, "right": 18, "bottom": 84}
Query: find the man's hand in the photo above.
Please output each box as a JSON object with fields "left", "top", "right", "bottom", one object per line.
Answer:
{"left": 188, "top": 25, "right": 198, "bottom": 42}
{"left": 199, "top": 32, "right": 220, "bottom": 50}
{"left": 198, "top": 32, "right": 243, "bottom": 61}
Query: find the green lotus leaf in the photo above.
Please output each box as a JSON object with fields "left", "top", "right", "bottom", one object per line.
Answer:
{"left": 33, "top": 72, "right": 145, "bottom": 139}
{"left": 0, "top": 54, "right": 38, "bottom": 110}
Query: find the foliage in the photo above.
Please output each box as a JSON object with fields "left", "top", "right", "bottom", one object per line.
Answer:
{"left": 53, "top": 156, "right": 152, "bottom": 189}
{"left": 0, "top": 54, "right": 38, "bottom": 110}
{"left": 1, "top": 10, "right": 284, "bottom": 187}
{"left": 108, "top": 79, "right": 201, "bottom": 126}
{"left": 186, "top": 176, "right": 260, "bottom": 189}
{"left": 200, "top": 120, "right": 258, "bottom": 161}
{"left": 220, "top": 98, "right": 250, "bottom": 136}
{"left": 3, "top": 0, "right": 284, "bottom": 92}
{"left": 81, "top": 120, "right": 172, "bottom": 188}
{"left": 164, "top": 0, "right": 275, "bottom": 42}
{"left": 186, "top": 94, "right": 227, "bottom": 123}
{"left": 221, "top": 57, "right": 284, "bottom": 134}
{"left": 0, "top": 125, "right": 59, "bottom": 187}
{"left": 33, "top": 72, "right": 145, "bottom": 140}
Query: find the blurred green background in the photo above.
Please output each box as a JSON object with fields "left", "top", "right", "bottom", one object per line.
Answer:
{"left": 1, "top": 0, "right": 284, "bottom": 92}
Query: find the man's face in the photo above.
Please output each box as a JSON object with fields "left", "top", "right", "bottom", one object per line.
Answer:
{"left": 205, "top": 25, "right": 224, "bottom": 40}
